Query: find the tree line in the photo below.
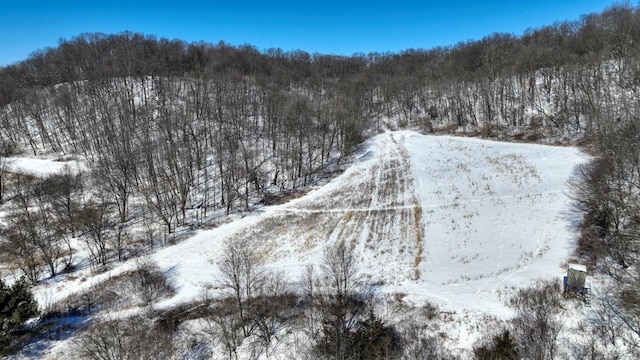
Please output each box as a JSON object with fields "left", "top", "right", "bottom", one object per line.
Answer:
{"left": 69, "top": 240, "right": 440, "bottom": 359}
{"left": 2, "top": 4, "right": 640, "bottom": 134}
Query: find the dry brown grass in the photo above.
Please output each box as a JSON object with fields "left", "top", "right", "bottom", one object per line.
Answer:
{"left": 413, "top": 203, "right": 424, "bottom": 280}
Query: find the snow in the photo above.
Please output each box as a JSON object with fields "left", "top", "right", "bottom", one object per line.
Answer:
{"left": 568, "top": 263, "right": 587, "bottom": 272}
{"left": 403, "top": 133, "right": 585, "bottom": 314}
{"left": 3, "top": 156, "right": 85, "bottom": 176}
{"left": 27, "top": 131, "right": 588, "bottom": 357}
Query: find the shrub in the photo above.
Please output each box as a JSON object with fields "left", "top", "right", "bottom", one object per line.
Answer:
{"left": 133, "top": 258, "right": 174, "bottom": 304}
{"left": 508, "top": 279, "right": 564, "bottom": 360}
{"left": 474, "top": 329, "right": 519, "bottom": 360}
{"left": 74, "top": 316, "right": 174, "bottom": 360}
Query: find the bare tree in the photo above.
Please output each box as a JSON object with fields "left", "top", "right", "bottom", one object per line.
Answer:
{"left": 132, "top": 257, "right": 174, "bottom": 305}
{"left": 75, "top": 199, "right": 115, "bottom": 267}
{"left": 314, "top": 240, "right": 367, "bottom": 359}
{"left": 205, "top": 300, "right": 245, "bottom": 360}
{"left": 248, "top": 270, "right": 296, "bottom": 357}
{"left": 40, "top": 168, "right": 84, "bottom": 268}
{"left": 0, "top": 141, "right": 13, "bottom": 203}
{"left": 0, "top": 173, "right": 69, "bottom": 280}
{"left": 217, "top": 239, "right": 264, "bottom": 337}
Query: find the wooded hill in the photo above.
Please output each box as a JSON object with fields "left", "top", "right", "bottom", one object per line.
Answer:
{"left": 1, "top": 3, "right": 640, "bottom": 279}
{"left": 2, "top": 4, "right": 640, "bottom": 359}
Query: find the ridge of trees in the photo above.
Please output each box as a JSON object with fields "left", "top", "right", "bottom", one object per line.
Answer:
{"left": 567, "top": 117, "right": 640, "bottom": 357}
{"left": 2, "top": 3, "right": 640, "bottom": 104}
{"left": 1, "top": 4, "right": 639, "bottom": 152}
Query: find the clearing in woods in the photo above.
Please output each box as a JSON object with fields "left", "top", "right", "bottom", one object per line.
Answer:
{"left": 38, "top": 130, "right": 587, "bottom": 320}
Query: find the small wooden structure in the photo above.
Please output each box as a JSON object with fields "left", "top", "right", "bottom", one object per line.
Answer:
{"left": 563, "top": 263, "right": 590, "bottom": 301}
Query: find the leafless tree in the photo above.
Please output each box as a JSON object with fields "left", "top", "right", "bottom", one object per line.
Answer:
{"left": 314, "top": 240, "right": 367, "bottom": 359}
{"left": 0, "top": 142, "right": 13, "bottom": 203}
{"left": 0, "top": 172, "right": 73, "bottom": 280}
{"left": 217, "top": 239, "right": 264, "bottom": 336}
{"left": 205, "top": 300, "right": 245, "bottom": 360}
{"left": 248, "top": 270, "right": 296, "bottom": 357}
{"left": 75, "top": 198, "right": 115, "bottom": 267}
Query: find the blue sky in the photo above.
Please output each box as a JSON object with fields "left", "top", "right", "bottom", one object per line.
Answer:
{"left": 0, "top": 1, "right": 618, "bottom": 66}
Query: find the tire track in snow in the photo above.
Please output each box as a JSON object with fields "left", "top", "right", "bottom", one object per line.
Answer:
{"left": 273, "top": 204, "right": 418, "bottom": 214}
{"left": 226, "top": 132, "right": 425, "bottom": 283}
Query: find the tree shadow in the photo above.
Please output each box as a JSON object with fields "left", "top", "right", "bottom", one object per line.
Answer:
{"left": 12, "top": 308, "right": 92, "bottom": 358}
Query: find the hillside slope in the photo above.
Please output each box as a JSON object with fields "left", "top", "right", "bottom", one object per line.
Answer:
{"left": 25, "top": 130, "right": 587, "bottom": 358}
{"left": 98, "top": 131, "right": 585, "bottom": 314}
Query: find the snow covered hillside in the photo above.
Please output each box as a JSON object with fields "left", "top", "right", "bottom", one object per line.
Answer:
{"left": 93, "top": 130, "right": 584, "bottom": 315}
{"left": 26, "top": 130, "right": 587, "bottom": 358}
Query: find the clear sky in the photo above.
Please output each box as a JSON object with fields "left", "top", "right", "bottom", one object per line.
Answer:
{"left": 0, "top": 1, "right": 619, "bottom": 66}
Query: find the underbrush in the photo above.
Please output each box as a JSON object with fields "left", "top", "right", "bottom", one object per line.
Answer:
{"left": 52, "top": 259, "right": 175, "bottom": 315}
{"left": 10, "top": 259, "right": 176, "bottom": 358}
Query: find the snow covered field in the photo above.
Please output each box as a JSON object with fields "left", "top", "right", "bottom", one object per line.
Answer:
{"left": 404, "top": 133, "right": 585, "bottom": 312}
{"left": 145, "top": 131, "right": 585, "bottom": 314}
{"left": 26, "top": 130, "right": 588, "bottom": 357}
{"left": 3, "top": 156, "right": 85, "bottom": 176}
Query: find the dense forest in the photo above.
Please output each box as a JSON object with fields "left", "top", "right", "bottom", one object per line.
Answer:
{"left": 2, "top": 3, "right": 640, "bottom": 358}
